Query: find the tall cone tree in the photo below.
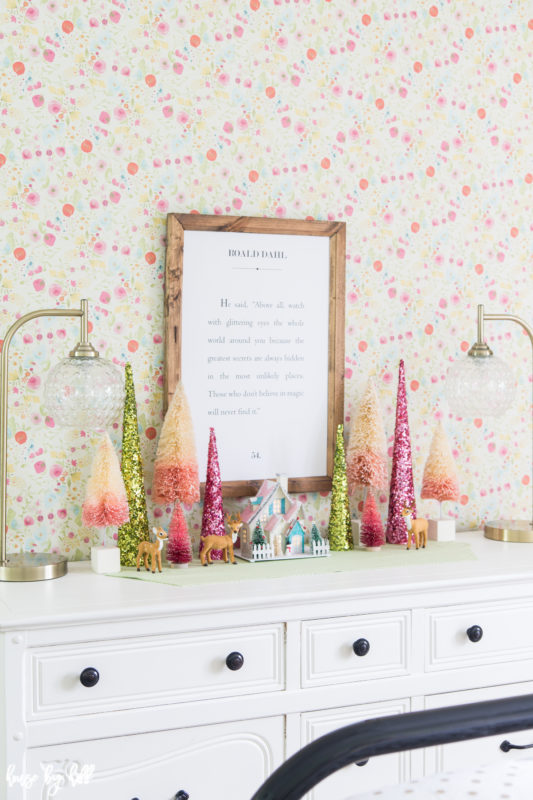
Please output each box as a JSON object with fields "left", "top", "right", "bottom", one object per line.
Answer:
{"left": 118, "top": 363, "right": 150, "bottom": 565}
{"left": 153, "top": 382, "right": 200, "bottom": 506}
{"left": 327, "top": 424, "right": 353, "bottom": 550}
{"left": 421, "top": 422, "right": 460, "bottom": 510}
{"left": 346, "top": 378, "right": 388, "bottom": 494}
{"left": 200, "top": 427, "right": 225, "bottom": 559}
{"left": 386, "top": 360, "right": 416, "bottom": 544}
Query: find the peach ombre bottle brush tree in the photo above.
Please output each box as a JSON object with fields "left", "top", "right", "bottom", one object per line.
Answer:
{"left": 82, "top": 432, "right": 130, "bottom": 573}
{"left": 152, "top": 382, "right": 200, "bottom": 567}
{"left": 421, "top": 421, "right": 460, "bottom": 541}
{"left": 346, "top": 377, "right": 388, "bottom": 546}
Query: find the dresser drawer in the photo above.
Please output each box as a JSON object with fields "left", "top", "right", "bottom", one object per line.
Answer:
{"left": 26, "top": 623, "right": 284, "bottom": 719}
{"left": 301, "top": 612, "right": 410, "bottom": 688}
{"left": 426, "top": 599, "right": 533, "bottom": 671}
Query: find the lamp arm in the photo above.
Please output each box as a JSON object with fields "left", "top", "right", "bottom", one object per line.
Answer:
{"left": 483, "top": 311, "right": 533, "bottom": 347}
{"left": 0, "top": 302, "right": 88, "bottom": 565}
{"left": 478, "top": 305, "right": 533, "bottom": 529}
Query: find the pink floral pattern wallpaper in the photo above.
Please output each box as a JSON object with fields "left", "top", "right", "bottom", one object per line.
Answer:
{"left": 1, "top": 1, "right": 531, "bottom": 558}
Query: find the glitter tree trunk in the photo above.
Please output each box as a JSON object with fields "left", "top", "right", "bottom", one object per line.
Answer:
{"left": 117, "top": 363, "right": 150, "bottom": 565}
{"left": 360, "top": 491, "right": 385, "bottom": 550}
{"left": 153, "top": 381, "right": 200, "bottom": 506}
{"left": 327, "top": 424, "right": 353, "bottom": 550}
{"left": 421, "top": 421, "right": 460, "bottom": 515}
{"left": 200, "top": 427, "right": 225, "bottom": 559}
{"left": 346, "top": 378, "right": 388, "bottom": 495}
{"left": 386, "top": 360, "right": 416, "bottom": 544}
{"left": 82, "top": 432, "right": 129, "bottom": 536}
{"left": 167, "top": 502, "right": 192, "bottom": 567}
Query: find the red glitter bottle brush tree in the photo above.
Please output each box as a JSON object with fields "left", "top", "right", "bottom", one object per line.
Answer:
{"left": 167, "top": 502, "right": 192, "bottom": 567}
{"left": 360, "top": 492, "right": 385, "bottom": 550}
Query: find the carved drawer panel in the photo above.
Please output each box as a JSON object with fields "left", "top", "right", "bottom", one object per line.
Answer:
{"left": 426, "top": 600, "right": 533, "bottom": 671}
{"left": 26, "top": 623, "right": 284, "bottom": 719}
{"left": 301, "top": 612, "right": 410, "bottom": 688}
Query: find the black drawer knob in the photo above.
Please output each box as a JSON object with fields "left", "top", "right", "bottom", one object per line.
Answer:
{"left": 226, "top": 651, "right": 244, "bottom": 671}
{"left": 79, "top": 667, "right": 100, "bottom": 687}
{"left": 466, "top": 625, "right": 483, "bottom": 643}
{"left": 175, "top": 792, "right": 190, "bottom": 799}
{"left": 353, "top": 638, "right": 370, "bottom": 657}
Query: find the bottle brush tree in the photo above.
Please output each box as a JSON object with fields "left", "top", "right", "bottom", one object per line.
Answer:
{"left": 360, "top": 492, "right": 385, "bottom": 549}
{"left": 346, "top": 378, "right": 388, "bottom": 495}
{"left": 421, "top": 421, "right": 460, "bottom": 517}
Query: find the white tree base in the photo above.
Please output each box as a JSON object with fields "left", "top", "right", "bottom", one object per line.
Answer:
{"left": 351, "top": 518, "right": 361, "bottom": 547}
{"left": 428, "top": 519, "right": 456, "bottom": 542}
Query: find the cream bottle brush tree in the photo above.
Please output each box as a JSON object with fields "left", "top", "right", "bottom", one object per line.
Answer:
{"left": 346, "top": 377, "right": 388, "bottom": 496}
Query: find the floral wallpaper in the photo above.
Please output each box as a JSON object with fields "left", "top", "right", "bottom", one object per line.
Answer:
{"left": 0, "top": 0, "right": 531, "bottom": 559}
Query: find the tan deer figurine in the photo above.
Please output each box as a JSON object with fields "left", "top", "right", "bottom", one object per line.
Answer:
{"left": 401, "top": 508, "right": 428, "bottom": 550}
{"left": 136, "top": 526, "right": 168, "bottom": 573}
{"left": 225, "top": 511, "right": 243, "bottom": 543}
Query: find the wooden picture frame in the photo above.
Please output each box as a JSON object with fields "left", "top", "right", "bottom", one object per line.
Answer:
{"left": 164, "top": 213, "right": 345, "bottom": 497}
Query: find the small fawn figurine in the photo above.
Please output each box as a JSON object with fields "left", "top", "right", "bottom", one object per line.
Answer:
{"left": 136, "top": 526, "right": 168, "bottom": 573}
{"left": 401, "top": 507, "right": 428, "bottom": 550}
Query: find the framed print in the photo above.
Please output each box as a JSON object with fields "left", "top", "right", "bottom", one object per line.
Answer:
{"left": 164, "top": 214, "right": 345, "bottom": 497}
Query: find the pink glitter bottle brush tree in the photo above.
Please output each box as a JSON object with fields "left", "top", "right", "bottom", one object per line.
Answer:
{"left": 360, "top": 492, "right": 385, "bottom": 551}
{"left": 421, "top": 421, "right": 460, "bottom": 541}
{"left": 200, "top": 427, "right": 226, "bottom": 560}
{"left": 82, "top": 432, "right": 130, "bottom": 545}
{"left": 386, "top": 360, "right": 416, "bottom": 545}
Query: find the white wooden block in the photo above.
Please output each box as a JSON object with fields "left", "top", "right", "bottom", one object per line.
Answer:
{"left": 351, "top": 517, "right": 361, "bottom": 547}
{"left": 91, "top": 546, "right": 121, "bottom": 573}
{"left": 428, "top": 519, "right": 455, "bottom": 542}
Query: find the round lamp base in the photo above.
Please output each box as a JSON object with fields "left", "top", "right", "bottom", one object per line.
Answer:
{"left": 0, "top": 552, "right": 68, "bottom": 582}
{"left": 484, "top": 520, "right": 533, "bottom": 543}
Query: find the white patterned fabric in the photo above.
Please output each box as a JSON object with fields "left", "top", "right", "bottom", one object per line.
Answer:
{"left": 350, "top": 759, "right": 533, "bottom": 799}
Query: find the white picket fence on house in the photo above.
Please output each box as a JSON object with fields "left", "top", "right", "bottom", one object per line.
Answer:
{"left": 252, "top": 544, "right": 274, "bottom": 561}
{"left": 312, "top": 540, "right": 331, "bottom": 557}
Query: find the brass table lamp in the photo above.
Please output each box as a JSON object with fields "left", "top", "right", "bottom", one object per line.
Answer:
{"left": 446, "top": 304, "right": 533, "bottom": 542}
{"left": 0, "top": 300, "right": 123, "bottom": 581}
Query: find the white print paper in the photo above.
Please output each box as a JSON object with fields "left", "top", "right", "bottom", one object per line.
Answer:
{"left": 181, "top": 230, "right": 330, "bottom": 483}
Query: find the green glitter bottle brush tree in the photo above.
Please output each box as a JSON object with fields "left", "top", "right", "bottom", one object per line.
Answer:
{"left": 118, "top": 363, "right": 151, "bottom": 566}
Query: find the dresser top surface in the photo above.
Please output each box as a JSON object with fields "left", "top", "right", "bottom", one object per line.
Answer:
{"left": 2, "top": 531, "right": 533, "bottom": 629}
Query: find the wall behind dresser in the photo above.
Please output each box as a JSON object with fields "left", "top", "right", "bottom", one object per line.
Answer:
{"left": 0, "top": 1, "right": 531, "bottom": 557}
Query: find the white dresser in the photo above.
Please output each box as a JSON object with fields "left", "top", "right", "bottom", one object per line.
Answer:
{"left": 3, "top": 532, "right": 533, "bottom": 799}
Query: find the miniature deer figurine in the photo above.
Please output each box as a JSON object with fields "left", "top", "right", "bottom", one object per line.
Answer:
{"left": 200, "top": 513, "right": 243, "bottom": 566}
{"left": 225, "top": 511, "right": 243, "bottom": 543}
{"left": 136, "top": 526, "right": 168, "bottom": 573}
{"left": 401, "top": 508, "right": 428, "bottom": 550}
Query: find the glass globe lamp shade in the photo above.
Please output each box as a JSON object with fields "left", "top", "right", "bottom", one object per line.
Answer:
{"left": 445, "top": 355, "right": 515, "bottom": 417}
{"left": 43, "top": 356, "right": 124, "bottom": 428}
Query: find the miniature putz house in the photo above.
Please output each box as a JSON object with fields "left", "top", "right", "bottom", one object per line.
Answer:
{"left": 239, "top": 474, "right": 302, "bottom": 559}
{"left": 238, "top": 475, "right": 329, "bottom": 561}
